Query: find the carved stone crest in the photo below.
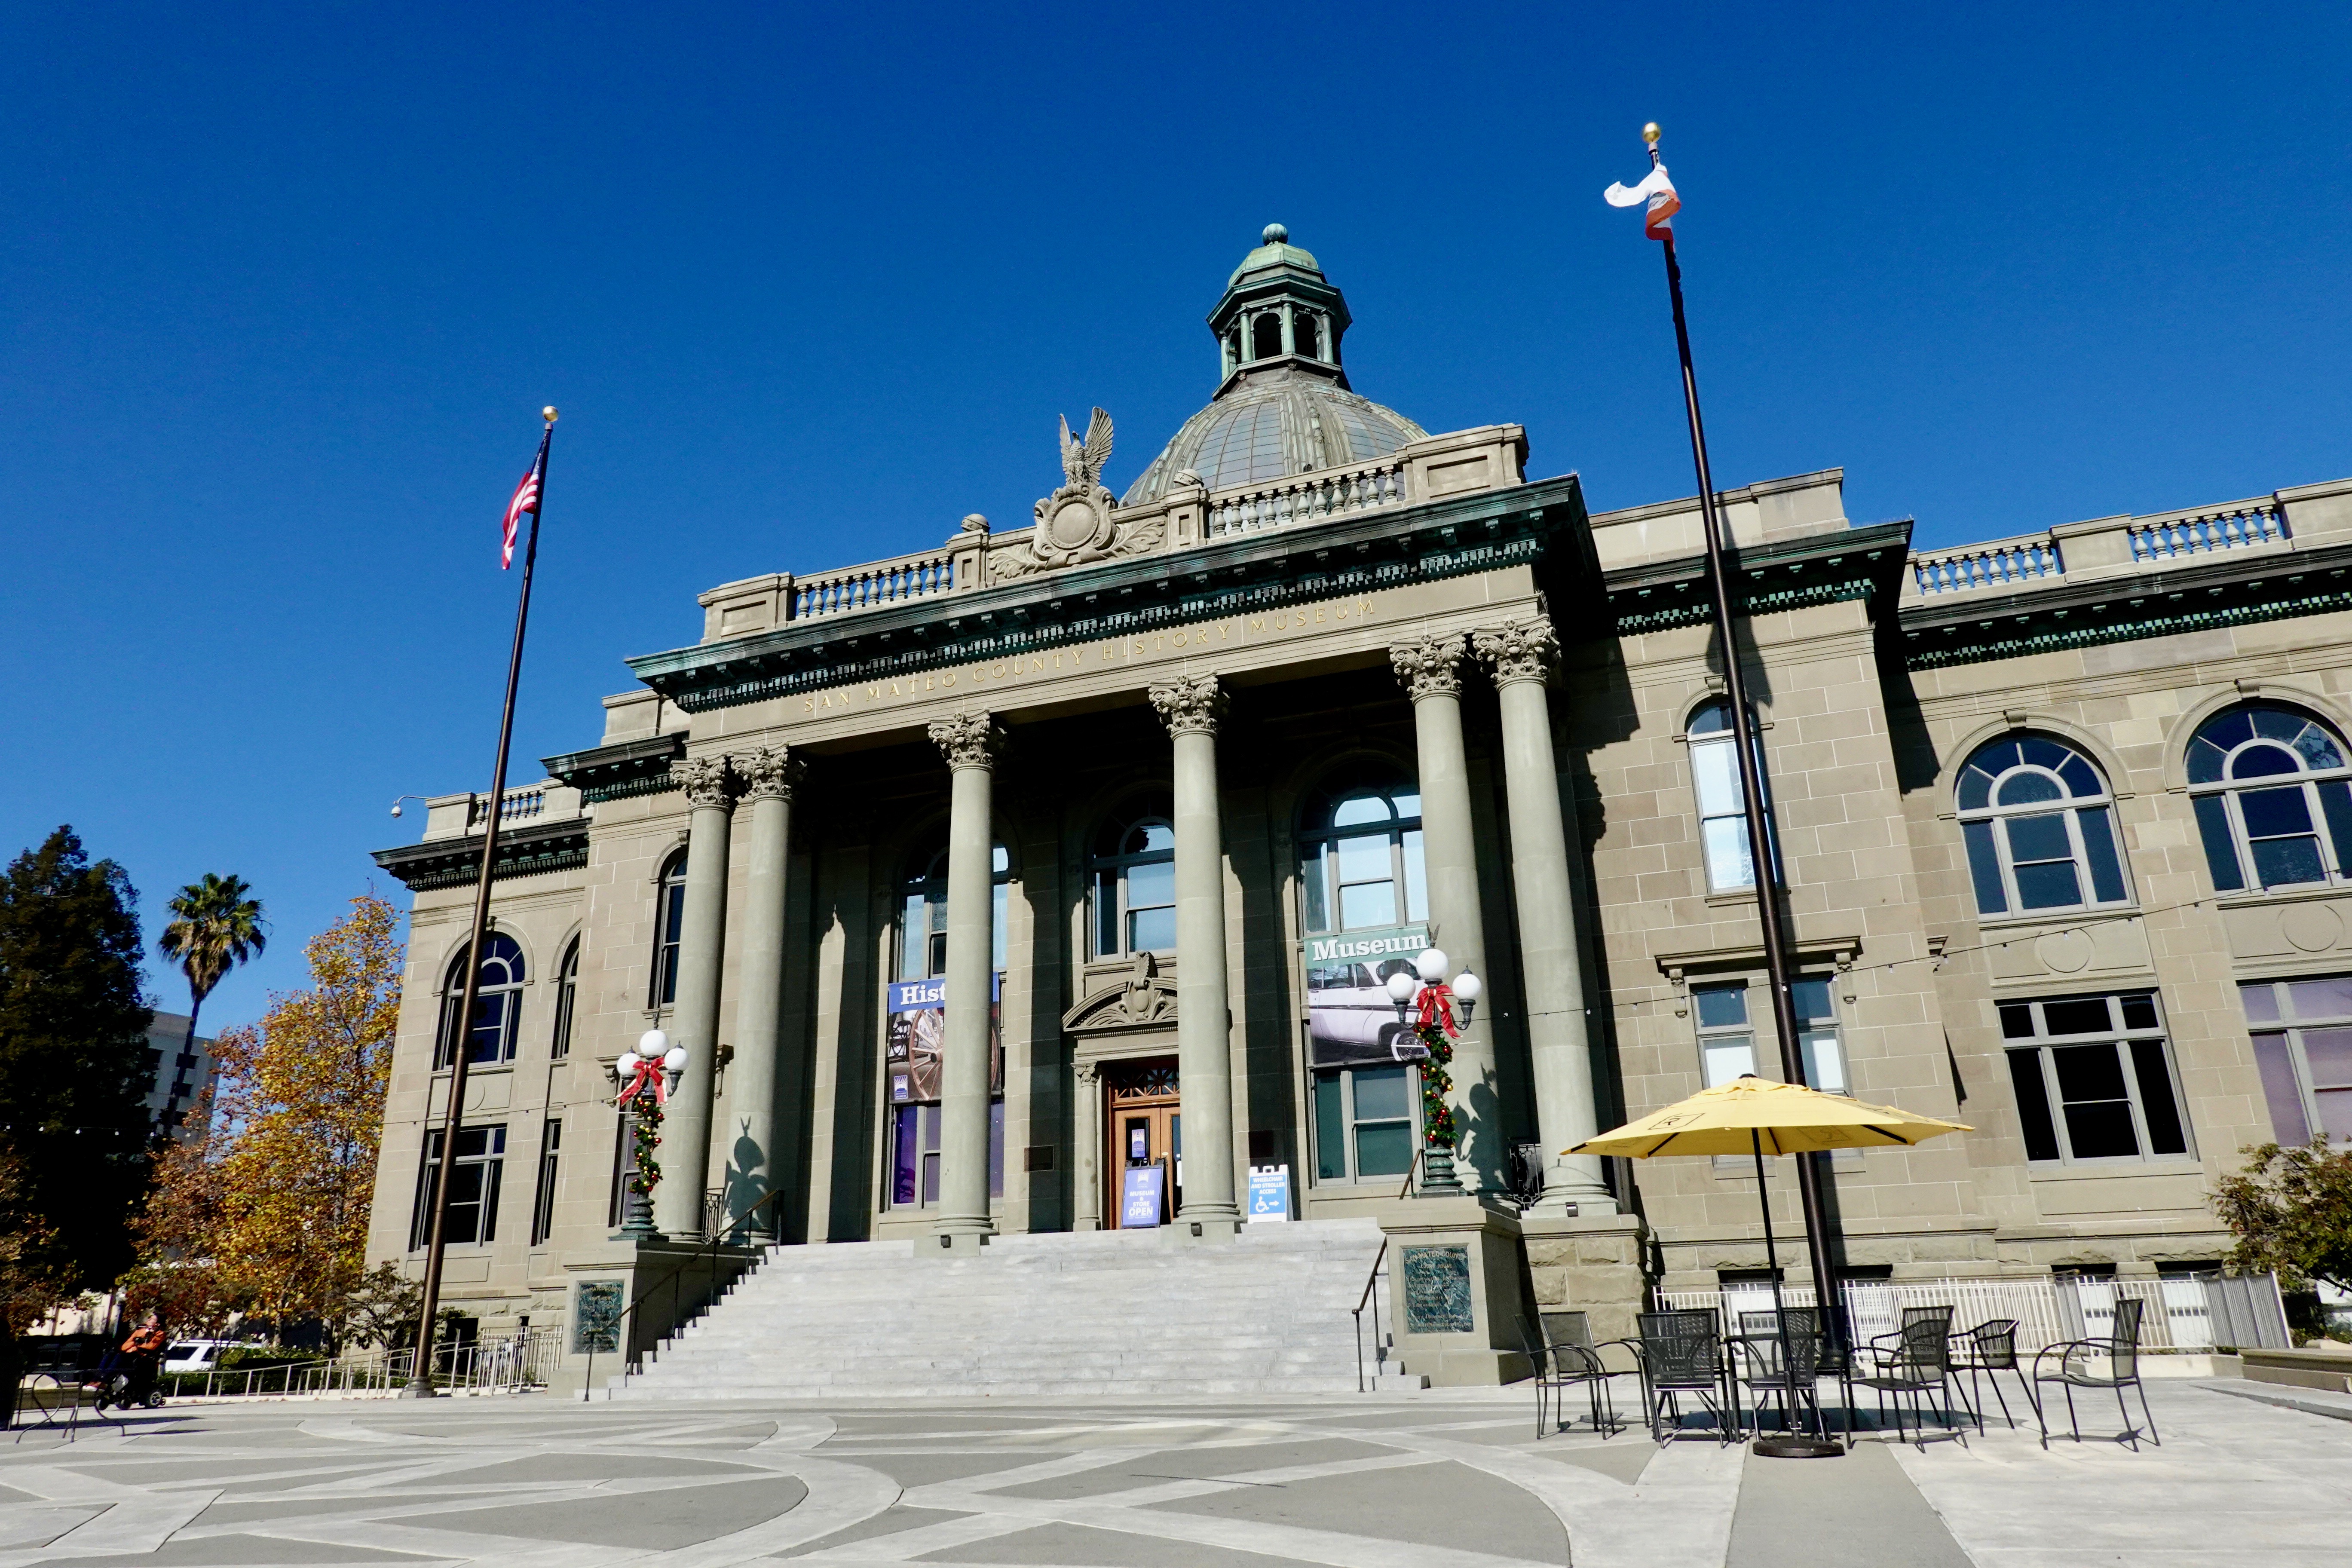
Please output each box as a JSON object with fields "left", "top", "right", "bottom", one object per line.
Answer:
{"left": 1061, "top": 952, "right": 1179, "bottom": 1035}
{"left": 992, "top": 408, "right": 1167, "bottom": 582}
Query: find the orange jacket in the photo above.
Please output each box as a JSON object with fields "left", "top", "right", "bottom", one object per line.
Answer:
{"left": 122, "top": 1327, "right": 167, "bottom": 1355}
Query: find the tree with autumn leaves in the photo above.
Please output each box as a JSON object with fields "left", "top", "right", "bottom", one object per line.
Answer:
{"left": 127, "top": 894, "right": 402, "bottom": 1352}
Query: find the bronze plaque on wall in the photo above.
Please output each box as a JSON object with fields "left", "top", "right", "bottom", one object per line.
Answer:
{"left": 1401, "top": 1244, "right": 1474, "bottom": 1334}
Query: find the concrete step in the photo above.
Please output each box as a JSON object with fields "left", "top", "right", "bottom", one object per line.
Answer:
{"left": 614, "top": 1217, "right": 1393, "bottom": 1400}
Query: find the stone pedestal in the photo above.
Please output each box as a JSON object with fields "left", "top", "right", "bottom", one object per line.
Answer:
{"left": 1372, "top": 1196, "right": 1533, "bottom": 1387}
{"left": 1520, "top": 1210, "right": 1649, "bottom": 1350}
{"left": 553, "top": 1235, "right": 762, "bottom": 1396}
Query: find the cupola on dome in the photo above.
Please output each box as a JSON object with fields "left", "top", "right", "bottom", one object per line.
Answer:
{"left": 1121, "top": 226, "right": 1427, "bottom": 507}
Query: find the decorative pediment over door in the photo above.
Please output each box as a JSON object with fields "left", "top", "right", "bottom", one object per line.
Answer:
{"left": 1062, "top": 952, "right": 1178, "bottom": 1037}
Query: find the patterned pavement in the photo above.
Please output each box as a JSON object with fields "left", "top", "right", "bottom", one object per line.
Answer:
{"left": 0, "top": 1381, "right": 2340, "bottom": 1566}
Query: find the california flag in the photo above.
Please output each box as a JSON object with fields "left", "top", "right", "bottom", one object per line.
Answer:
{"left": 1605, "top": 164, "right": 1680, "bottom": 241}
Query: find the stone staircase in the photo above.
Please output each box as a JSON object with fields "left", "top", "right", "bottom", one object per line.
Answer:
{"left": 612, "top": 1218, "right": 1404, "bottom": 1398}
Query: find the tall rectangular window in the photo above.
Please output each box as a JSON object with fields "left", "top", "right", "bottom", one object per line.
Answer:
{"left": 1999, "top": 993, "right": 2191, "bottom": 1164}
{"left": 2239, "top": 975, "right": 2352, "bottom": 1145}
{"left": 409, "top": 1124, "right": 507, "bottom": 1249}
{"left": 1694, "top": 983, "right": 1755, "bottom": 1086}
{"left": 530, "top": 1119, "right": 561, "bottom": 1246}
{"left": 1308, "top": 1065, "right": 1417, "bottom": 1183}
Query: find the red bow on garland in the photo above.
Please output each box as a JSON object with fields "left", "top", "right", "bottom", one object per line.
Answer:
{"left": 616, "top": 1057, "right": 671, "bottom": 1108}
{"left": 1416, "top": 983, "right": 1461, "bottom": 1038}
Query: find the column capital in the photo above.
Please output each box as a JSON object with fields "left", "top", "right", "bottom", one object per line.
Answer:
{"left": 1073, "top": 1059, "right": 1100, "bottom": 1087}
{"left": 1472, "top": 615, "right": 1560, "bottom": 688}
{"left": 675, "top": 754, "right": 738, "bottom": 811}
{"left": 736, "top": 744, "right": 805, "bottom": 802}
{"left": 1390, "top": 633, "right": 1466, "bottom": 701}
{"left": 928, "top": 710, "right": 1007, "bottom": 771}
{"left": 1147, "top": 673, "right": 1227, "bottom": 737}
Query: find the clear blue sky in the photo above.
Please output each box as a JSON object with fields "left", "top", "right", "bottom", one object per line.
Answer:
{"left": 4, "top": 2, "right": 2346, "bottom": 1032}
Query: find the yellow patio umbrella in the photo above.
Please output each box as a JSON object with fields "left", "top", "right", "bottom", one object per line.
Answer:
{"left": 1566, "top": 1074, "right": 1971, "bottom": 1159}
{"left": 1567, "top": 1075, "right": 1971, "bottom": 1457}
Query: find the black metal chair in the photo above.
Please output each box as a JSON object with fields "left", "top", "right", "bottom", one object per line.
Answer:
{"left": 2033, "top": 1296, "right": 2159, "bottom": 1450}
{"left": 1632, "top": 1309, "right": 1740, "bottom": 1443}
{"left": 1731, "top": 1308, "right": 1828, "bottom": 1437}
{"left": 1519, "top": 1311, "right": 1627, "bottom": 1439}
{"left": 1948, "top": 1318, "right": 2030, "bottom": 1430}
{"left": 1848, "top": 1305, "right": 1966, "bottom": 1447}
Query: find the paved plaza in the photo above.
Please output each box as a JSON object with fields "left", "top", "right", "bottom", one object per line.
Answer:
{"left": 0, "top": 1380, "right": 2346, "bottom": 1566}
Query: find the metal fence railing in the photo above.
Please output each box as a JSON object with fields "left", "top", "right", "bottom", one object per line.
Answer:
{"left": 155, "top": 1327, "right": 565, "bottom": 1401}
{"left": 1657, "top": 1272, "right": 2289, "bottom": 1356}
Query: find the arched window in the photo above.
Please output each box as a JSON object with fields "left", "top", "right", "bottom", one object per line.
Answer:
{"left": 1298, "top": 771, "right": 1426, "bottom": 935}
{"left": 1956, "top": 734, "right": 2132, "bottom": 916}
{"left": 1252, "top": 312, "right": 1283, "bottom": 361}
{"left": 1090, "top": 807, "right": 1175, "bottom": 958}
{"left": 899, "top": 842, "right": 1012, "bottom": 980}
{"left": 551, "top": 937, "right": 580, "bottom": 1060}
{"left": 2186, "top": 702, "right": 2352, "bottom": 893}
{"left": 649, "top": 850, "right": 688, "bottom": 1008}
{"left": 1295, "top": 312, "right": 1323, "bottom": 361}
{"left": 435, "top": 933, "right": 526, "bottom": 1069}
{"left": 1688, "top": 699, "right": 1776, "bottom": 892}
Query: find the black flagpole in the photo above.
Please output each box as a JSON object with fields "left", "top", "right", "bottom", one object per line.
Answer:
{"left": 1639, "top": 125, "right": 1846, "bottom": 1374}
{"left": 405, "top": 407, "right": 558, "bottom": 1397}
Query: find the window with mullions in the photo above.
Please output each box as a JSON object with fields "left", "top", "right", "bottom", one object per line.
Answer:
{"left": 1090, "top": 808, "right": 1176, "bottom": 958}
{"left": 899, "top": 843, "right": 1011, "bottom": 980}
{"left": 1956, "top": 735, "right": 2132, "bottom": 917}
{"left": 551, "top": 938, "right": 579, "bottom": 1060}
{"left": 650, "top": 850, "right": 688, "bottom": 1007}
{"left": 1311, "top": 1063, "right": 1417, "bottom": 1182}
{"left": 408, "top": 1124, "right": 506, "bottom": 1249}
{"left": 433, "top": 934, "right": 525, "bottom": 1069}
{"left": 2240, "top": 975, "right": 2352, "bottom": 1145}
{"left": 2001, "top": 993, "right": 2192, "bottom": 1164}
{"left": 2186, "top": 703, "right": 2352, "bottom": 894}
{"left": 529, "top": 1119, "right": 560, "bottom": 1246}
{"left": 1688, "top": 700, "right": 1779, "bottom": 893}
{"left": 1691, "top": 979, "right": 1847, "bottom": 1094}
{"left": 1298, "top": 773, "right": 1426, "bottom": 935}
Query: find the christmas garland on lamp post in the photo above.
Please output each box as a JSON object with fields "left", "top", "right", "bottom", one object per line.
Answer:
{"left": 614, "top": 1029, "right": 687, "bottom": 1238}
{"left": 1387, "top": 949, "right": 1482, "bottom": 1197}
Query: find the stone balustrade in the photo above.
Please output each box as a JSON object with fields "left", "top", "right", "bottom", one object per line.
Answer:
{"left": 2129, "top": 500, "right": 2287, "bottom": 561}
{"left": 1206, "top": 458, "right": 1408, "bottom": 538}
{"left": 1909, "top": 532, "right": 2065, "bottom": 597}
{"left": 793, "top": 548, "right": 956, "bottom": 620}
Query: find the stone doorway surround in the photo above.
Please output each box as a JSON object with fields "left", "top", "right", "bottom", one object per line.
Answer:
{"left": 1064, "top": 951, "right": 1181, "bottom": 1231}
{"left": 1102, "top": 1055, "right": 1180, "bottom": 1229}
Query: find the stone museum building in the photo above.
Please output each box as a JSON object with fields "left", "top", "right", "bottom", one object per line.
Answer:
{"left": 370, "top": 224, "right": 2352, "bottom": 1384}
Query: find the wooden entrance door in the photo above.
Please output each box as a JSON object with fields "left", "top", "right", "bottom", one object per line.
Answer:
{"left": 1104, "top": 1056, "right": 1180, "bottom": 1229}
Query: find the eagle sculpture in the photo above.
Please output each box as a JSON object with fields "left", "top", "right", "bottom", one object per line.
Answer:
{"left": 1058, "top": 407, "right": 1114, "bottom": 493}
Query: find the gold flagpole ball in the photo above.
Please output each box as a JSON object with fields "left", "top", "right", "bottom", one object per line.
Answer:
{"left": 1642, "top": 122, "right": 1662, "bottom": 144}
{"left": 542, "top": 406, "right": 559, "bottom": 423}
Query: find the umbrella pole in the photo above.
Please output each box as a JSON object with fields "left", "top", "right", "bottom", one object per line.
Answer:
{"left": 1752, "top": 1130, "right": 1841, "bottom": 1458}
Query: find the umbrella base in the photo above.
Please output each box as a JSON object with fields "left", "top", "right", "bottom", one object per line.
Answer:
{"left": 1751, "top": 1434, "right": 1844, "bottom": 1459}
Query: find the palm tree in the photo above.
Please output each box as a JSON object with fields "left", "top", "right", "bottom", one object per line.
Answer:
{"left": 157, "top": 873, "right": 267, "bottom": 1076}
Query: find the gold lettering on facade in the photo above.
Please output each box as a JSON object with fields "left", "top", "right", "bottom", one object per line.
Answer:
{"left": 789, "top": 594, "right": 1384, "bottom": 718}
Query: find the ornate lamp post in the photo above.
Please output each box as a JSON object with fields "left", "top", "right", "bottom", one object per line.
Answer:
{"left": 1387, "top": 948, "right": 1482, "bottom": 1196}
{"left": 613, "top": 1029, "right": 687, "bottom": 1239}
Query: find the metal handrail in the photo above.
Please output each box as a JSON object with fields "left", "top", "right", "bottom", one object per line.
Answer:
{"left": 580, "top": 1184, "right": 792, "bottom": 1400}
{"left": 1351, "top": 1237, "right": 1393, "bottom": 1393}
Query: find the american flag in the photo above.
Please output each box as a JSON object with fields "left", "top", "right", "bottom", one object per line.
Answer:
{"left": 1605, "top": 163, "right": 1681, "bottom": 242}
{"left": 501, "top": 462, "right": 541, "bottom": 569}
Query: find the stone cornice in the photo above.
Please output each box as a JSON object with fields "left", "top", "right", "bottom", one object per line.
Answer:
{"left": 1899, "top": 540, "right": 2352, "bottom": 671}
{"left": 542, "top": 733, "right": 685, "bottom": 804}
{"left": 370, "top": 817, "right": 591, "bottom": 893}
{"left": 1603, "top": 521, "right": 1914, "bottom": 637}
{"left": 624, "top": 476, "right": 1592, "bottom": 714}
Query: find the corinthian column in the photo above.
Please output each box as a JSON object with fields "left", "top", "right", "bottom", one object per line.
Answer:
{"left": 1148, "top": 674, "right": 1240, "bottom": 1238}
{"left": 1474, "top": 616, "right": 1615, "bottom": 1214}
{"left": 656, "top": 753, "right": 737, "bottom": 1239}
{"left": 1390, "top": 634, "right": 1498, "bottom": 1192}
{"left": 928, "top": 711, "right": 1004, "bottom": 1250}
{"left": 725, "top": 745, "right": 804, "bottom": 1240}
